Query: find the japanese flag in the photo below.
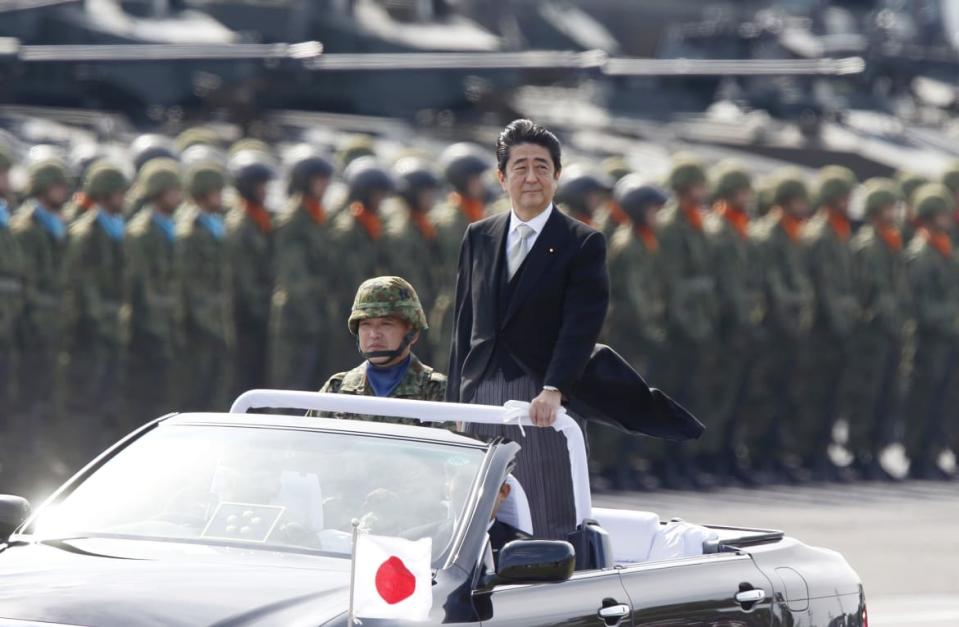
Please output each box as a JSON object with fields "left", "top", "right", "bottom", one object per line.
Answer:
{"left": 353, "top": 534, "right": 432, "bottom": 621}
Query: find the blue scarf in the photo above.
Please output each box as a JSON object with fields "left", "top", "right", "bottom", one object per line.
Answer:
{"left": 197, "top": 212, "right": 225, "bottom": 240}
{"left": 153, "top": 212, "right": 175, "bottom": 243}
{"left": 0, "top": 201, "right": 9, "bottom": 229}
{"left": 96, "top": 208, "right": 125, "bottom": 242}
{"left": 366, "top": 355, "right": 412, "bottom": 398}
{"left": 33, "top": 203, "right": 66, "bottom": 241}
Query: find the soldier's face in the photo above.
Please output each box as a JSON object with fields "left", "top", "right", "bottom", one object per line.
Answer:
{"left": 0, "top": 169, "right": 9, "bottom": 196}
{"left": 43, "top": 184, "right": 69, "bottom": 211}
{"left": 642, "top": 202, "right": 664, "bottom": 225}
{"left": 465, "top": 176, "right": 486, "bottom": 202}
{"left": 679, "top": 183, "right": 707, "bottom": 208}
{"left": 416, "top": 188, "right": 438, "bottom": 213}
{"left": 308, "top": 176, "right": 330, "bottom": 201}
{"left": 101, "top": 190, "right": 127, "bottom": 215}
{"left": 359, "top": 316, "right": 415, "bottom": 366}
{"left": 157, "top": 188, "right": 184, "bottom": 214}
{"left": 878, "top": 203, "right": 897, "bottom": 227}
{"left": 731, "top": 189, "right": 753, "bottom": 212}
{"left": 498, "top": 143, "right": 559, "bottom": 216}
{"left": 933, "top": 211, "right": 952, "bottom": 232}
{"left": 784, "top": 198, "right": 810, "bottom": 219}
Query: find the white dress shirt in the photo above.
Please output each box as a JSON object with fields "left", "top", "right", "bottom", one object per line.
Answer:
{"left": 507, "top": 203, "right": 553, "bottom": 258}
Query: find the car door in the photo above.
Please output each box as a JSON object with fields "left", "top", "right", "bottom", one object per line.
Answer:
{"left": 478, "top": 569, "right": 634, "bottom": 627}
{"left": 618, "top": 553, "right": 776, "bottom": 626}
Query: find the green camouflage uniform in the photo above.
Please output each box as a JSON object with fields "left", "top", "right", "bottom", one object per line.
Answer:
{"left": 903, "top": 185, "right": 959, "bottom": 474}
{"left": 799, "top": 167, "right": 859, "bottom": 466}
{"left": 845, "top": 179, "right": 910, "bottom": 466}
{"left": 269, "top": 195, "right": 336, "bottom": 390}
{"left": 175, "top": 203, "right": 234, "bottom": 412}
{"left": 0, "top": 198, "right": 25, "bottom": 411}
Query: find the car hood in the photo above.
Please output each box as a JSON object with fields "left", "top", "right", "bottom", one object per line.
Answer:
{"left": 0, "top": 538, "right": 351, "bottom": 627}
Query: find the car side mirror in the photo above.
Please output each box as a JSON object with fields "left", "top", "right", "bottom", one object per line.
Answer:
{"left": 0, "top": 496, "right": 30, "bottom": 541}
{"left": 489, "top": 540, "right": 575, "bottom": 586}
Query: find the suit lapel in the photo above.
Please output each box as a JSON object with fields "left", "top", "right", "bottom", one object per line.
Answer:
{"left": 504, "top": 208, "right": 569, "bottom": 326}
{"left": 478, "top": 213, "right": 510, "bottom": 327}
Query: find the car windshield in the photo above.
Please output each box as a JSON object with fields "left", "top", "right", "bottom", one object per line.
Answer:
{"left": 27, "top": 424, "right": 485, "bottom": 565}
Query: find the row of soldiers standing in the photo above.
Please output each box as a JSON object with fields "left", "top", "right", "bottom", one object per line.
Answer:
{"left": 0, "top": 131, "right": 497, "bottom": 491}
{"left": 595, "top": 157, "right": 959, "bottom": 489}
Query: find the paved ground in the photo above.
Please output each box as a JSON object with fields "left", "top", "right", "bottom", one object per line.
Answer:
{"left": 596, "top": 480, "right": 959, "bottom": 627}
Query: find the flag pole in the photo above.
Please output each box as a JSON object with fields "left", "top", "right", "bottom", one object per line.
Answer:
{"left": 348, "top": 518, "right": 360, "bottom": 626}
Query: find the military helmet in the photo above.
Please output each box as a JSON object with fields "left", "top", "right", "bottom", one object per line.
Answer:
{"left": 667, "top": 155, "right": 707, "bottom": 192}
{"left": 131, "top": 134, "right": 179, "bottom": 173}
{"left": 83, "top": 160, "right": 130, "bottom": 199}
{"left": 348, "top": 276, "right": 428, "bottom": 335}
{"left": 338, "top": 134, "right": 376, "bottom": 169}
{"left": 229, "top": 149, "right": 276, "bottom": 202}
{"left": 228, "top": 138, "right": 272, "bottom": 159}
{"left": 914, "top": 183, "right": 953, "bottom": 222}
{"left": 710, "top": 162, "right": 752, "bottom": 200}
{"left": 345, "top": 157, "right": 395, "bottom": 204}
{"left": 773, "top": 170, "right": 810, "bottom": 205}
{"left": 26, "top": 144, "right": 68, "bottom": 168}
{"left": 896, "top": 171, "right": 928, "bottom": 206}
{"left": 181, "top": 143, "right": 228, "bottom": 169}
{"left": 940, "top": 162, "right": 959, "bottom": 195}
{"left": 27, "top": 158, "right": 70, "bottom": 197}
{"left": 139, "top": 158, "right": 182, "bottom": 199}
{"left": 815, "top": 165, "right": 857, "bottom": 206}
{"left": 287, "top": 148, "right": 335, "bottom": 196}
{"left": 175, "top": 127, "right": 220, "bottom": 153}
{"left": 440, "top": 143, "right": 491, "bottom": 193}
{"left": 394, "top": 157, "right": 440, "bottom": 207}
{"left": 186, "top": 162, "right": 226, "bottom": 198}
{"left": 556, "top": 165, "right": 612, "bottom": 215}
{"left": 614, "top": 174, "right": 668, "bottom": 223}
{"left": 69, "top": 143, "right": 109, "bottom": 180}
{"left": 861, "top": 178, "right": 900, "bottom": 217}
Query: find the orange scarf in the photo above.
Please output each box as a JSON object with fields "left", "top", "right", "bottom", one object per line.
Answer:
{"left": 303, "top": 197, "right": 326, "bottom": 225}
{"left": 827, "top": 208, "right": 851, "bottom": 241}
{"left": 74, "top": 192, "right": 95, "bottom": 213}
{"left": 918, "top": 227, "right": 953, "bottom": 258}
{"left": 411, "top": 211, "right": 437, "bottom": 241}
{"left": 635, "top": 224, "right": 659, "bottom": 252}
{"left": 715, "top": 201, "right": 749, "bottom": 239}
{"left": 606, "top": 201, "right": 631, "bottom": 227}
{"left": 244, "top": 200, "right": 272, "bottom": 234}
{"left": 573, "top": 212, "right": 593, "bottom": 227}
{"left": 780, "top": 213, "right": 803, "bottom": 242}
{"left": 681, "top": 203, "right": 704, "bottom": 232}
{"left": 449, "top": 192, "right": 485, "bottom": 223}
{"left": 876, "top": 224, "right": 902, "bottom": 252}
{"left": 351, "top": 202, "right": 383, "bottom": 240}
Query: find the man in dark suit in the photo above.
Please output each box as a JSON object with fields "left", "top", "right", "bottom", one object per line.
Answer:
{"left": 488, "top": 481, "right": 532, "bottom": 568}
{"left": 447, "top": 119, "right": 610, "bottom": 539}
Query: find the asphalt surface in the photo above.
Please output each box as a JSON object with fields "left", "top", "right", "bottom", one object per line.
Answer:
{"left": 596, "top": 480, "right": 959, "bottom": 627}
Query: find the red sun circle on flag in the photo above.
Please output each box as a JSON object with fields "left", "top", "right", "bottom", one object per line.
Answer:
{"left": 375, "top": 556, "right": 417, "bottom": 605}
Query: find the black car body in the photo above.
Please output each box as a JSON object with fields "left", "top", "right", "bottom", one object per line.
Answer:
{"left": 0, "top": 392, "right": 866, "bottom": 626}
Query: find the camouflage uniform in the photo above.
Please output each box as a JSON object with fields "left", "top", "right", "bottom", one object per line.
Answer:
{"left": 799, "top": 166, "right": 859, "bottom": 470}
{"left": 0, "top": 146, "right": 24, "bottom": 415}
{"left": 318, "top": 276, "right": 447, "bottom": 424}
{"left": 124, "top": 160, "right": 183, "bottom": 421}
{"left": 61, "top": 163, "right": 130, "bottom": 456}
{"left": 703, "top": 164, "right": 762, "bottom": 474}
{"left": 748, "top": 174, "right": 815, "bottom": 472}
{"left": 225, "top": 151, "right": 276, "bottom": 394}
{"left": 903, "top": 185, "right": 959, "bottom": 478}
{"left": 940, "top": 163, "right": 959, "bottom": 245}
{"left": 269, "top": 152, "right": 336, "bottom": 391}
{"left": 896, "top": 171, "right": 928, "bottom": 245}
{"left": 175, "top": 163, "right": 234, "bottom": 412}
{"left": 844, "top": 179, "right": 910, "bottom": 473}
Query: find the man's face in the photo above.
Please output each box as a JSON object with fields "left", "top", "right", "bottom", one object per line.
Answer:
{"left": 465, "top": 175, "right": 486, "bottom": 202}
{"left": 832, "top": 194, "right": 851, "bottom": 216}
{"left": 933, "top": 211, "right": 952, "bottom": 232}
{"left": 642, "top": 202, "right": 664, "bottom": 226}
{"left": 365, "top": 189, "right": 388, "bottom": 214}
{"left": 877, "top": 203, "right": 897, "bottom": 227}
{"left": 308, "top": 175, "right": 330, "bottom": 201}
{"left": 784, "top": 197, "right": 811, "bottom": 220}
{"left": 679, "top": 183, "right": 707, "bottom": 209}
{"left": 43, "top": 183, "right": 70, "bottom": 211}
{"left": 197, "top": 189, "right": 224, "bottom": 213}
{"left": 415, "top": 188, "right": 438, "bottom": 214}
{"left": 498, "top": 143, "right": 559, "bottom": 215}
{"left": 0, "top": 168, "right": 10, "bottom": 197}
{"left": 359, "top": 316, "right": 415, "bottom": 366}
{"left": 731, "top": 188, "right": 753, "bottom": 212}
{"left": 157, "top": 187, "right": 184, "bottom": 214}
{"left": 490, "top": 481, "right": 511, "bottom": 521}
{"left": 101, "top": 189, "right": 127, "bottom": 215}
{"left": 250, "top": 181, "right": 269, "bottom": 206}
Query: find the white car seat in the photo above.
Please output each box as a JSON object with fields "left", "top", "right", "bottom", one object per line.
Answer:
{"left": 591, "top": 507, "right": 661, "bottom": 564}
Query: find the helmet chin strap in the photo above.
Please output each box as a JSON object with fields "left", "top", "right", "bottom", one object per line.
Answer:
{"left": 358, "top": 330, "right": 418, "bottom": 362}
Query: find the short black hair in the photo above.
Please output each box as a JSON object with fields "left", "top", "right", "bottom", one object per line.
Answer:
{"left": 496, "top": 119, "right": 562, "bottom": 174}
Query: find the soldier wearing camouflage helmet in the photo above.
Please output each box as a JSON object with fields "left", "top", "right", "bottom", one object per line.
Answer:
{"left": 903, "top": 184, "right": 959, "bottom": 479}
{"left": 61, "top": 161, "right": 130, "bottom": 460}
{"left": 269, "top": 149, "right": 337, "bottom": 391}
{"left": 555, "top": 165, "right": 612, "bottom": 227}
{"left": 124, "top": 158, "right": 184, "bottom": 421}
{"left": 226, "top": 149, "right": 277, "bottom": 395}
{"left": 703, "top": 161, "right": 763, "bottom": 483}
{"left": 748, "top": 170, "right": 815, "bottom": 482}
{"left": 431, "top": 143, "right": 493, "bottom": 372}
{"left": 656, "top": 154, "right": 718, "bottom": 488}
{"left": 799, "top": 165, "right": 860, "bottom": 480}
{"left": 175, "top": 160, "right": 234, "bottom": 412}
{"left": 844, "top": 178, "right": 909, "bottom": 481}
{"left": 10, "top": 158, "right": 72, "bottom": 469}
{"left": 318, "top": 276, "right": 446, "bottom": 424}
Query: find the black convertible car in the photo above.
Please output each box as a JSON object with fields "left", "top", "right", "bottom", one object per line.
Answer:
{"left": 0, "top": 391, "right": 866, "bottom": 626}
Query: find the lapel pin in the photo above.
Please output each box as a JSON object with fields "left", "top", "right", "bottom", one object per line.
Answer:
{"left": 548, "top": 247, "right": 555, "bottom": 254}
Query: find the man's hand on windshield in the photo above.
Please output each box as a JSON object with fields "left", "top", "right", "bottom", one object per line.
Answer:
{"left": 529, "top": 389, "right": 562, "bottom": 427}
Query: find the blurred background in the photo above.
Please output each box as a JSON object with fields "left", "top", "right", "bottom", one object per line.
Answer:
{"left": 1, "top": 1, "right": 959, "bottom": 624}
